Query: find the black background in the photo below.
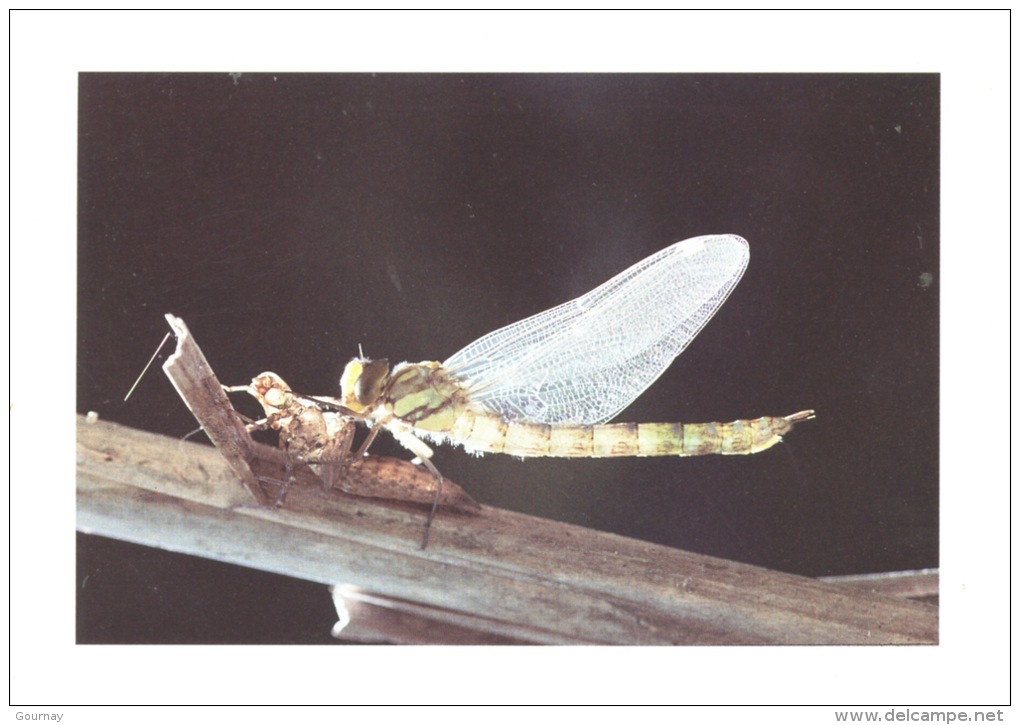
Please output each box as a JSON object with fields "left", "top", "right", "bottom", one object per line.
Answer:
{"left": 77, "top": 73, "right": 938, "bottom": 643}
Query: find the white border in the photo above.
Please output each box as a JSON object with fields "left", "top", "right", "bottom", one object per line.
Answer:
{"left": 9, "top": 9, "right": 1011, "bottom": 709}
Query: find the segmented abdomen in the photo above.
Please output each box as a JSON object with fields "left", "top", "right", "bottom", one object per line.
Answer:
{"left": 445, "top": 410, "right": 814, "bottom": 458}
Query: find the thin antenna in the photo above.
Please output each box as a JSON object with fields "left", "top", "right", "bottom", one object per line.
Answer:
{"left": 124, "top": 332, "right": 173, "bottom": 402}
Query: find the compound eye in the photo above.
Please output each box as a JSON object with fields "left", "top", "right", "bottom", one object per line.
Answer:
{"left": 355, "top": 358, "right": 390, "bottom": 406}
{"left": 340, "top": 358, "right": 390, "bottom": 412}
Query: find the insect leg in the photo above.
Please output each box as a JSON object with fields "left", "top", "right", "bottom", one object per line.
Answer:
{"left": 270, "top": 451, "right": 296, "bottom": 506}
{"left": 415, "top": 455, "right": 445, "bottom": 550}
{"left": 311, "top": 416, "right": 357, "bottom": 490}
{"left": 351, "top": 425, "right": 382, "bottom": 460}
{"left": 383, "top": 429, "right": 444, "bottom": 548}
{"left": 229, "top": 406, "right": 296, "bottom": 506}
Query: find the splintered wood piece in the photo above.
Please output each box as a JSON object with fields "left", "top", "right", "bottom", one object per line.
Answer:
{"left": 162, "top": 314, "right": 270, "bottom": 506}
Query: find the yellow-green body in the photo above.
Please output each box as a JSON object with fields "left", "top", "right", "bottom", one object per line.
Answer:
{"left": 340, "top": 359, "right": 811, "bottom": 460}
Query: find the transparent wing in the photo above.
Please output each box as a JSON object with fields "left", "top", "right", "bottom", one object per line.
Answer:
{"left": 443, "top": 234, "right": 750, "bottom": 425}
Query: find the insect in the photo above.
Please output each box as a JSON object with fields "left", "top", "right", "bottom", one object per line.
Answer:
{"left": 330, "top": 235, "right": 813, "bottom": 466}
{"left": 224, "top": 372, "right": 479, "bottom": 512}
{"left": 226, "top": 372, "right": 357, "bottom": 492}
{"left": 235, "top": 234, "right": 813, "bottom": 546}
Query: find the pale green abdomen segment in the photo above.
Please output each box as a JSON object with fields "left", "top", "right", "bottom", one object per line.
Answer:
{"left": 445, "top": 411, "right": 807, "bottom": 458}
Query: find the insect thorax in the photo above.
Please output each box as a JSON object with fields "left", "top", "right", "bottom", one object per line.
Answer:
{"left": 380, "top": 361, "right": 470, "bottom": 433}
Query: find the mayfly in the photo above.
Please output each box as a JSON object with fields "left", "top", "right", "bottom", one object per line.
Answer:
{"left": 239, "top": 234, "right": 813, "bottom": 546}
{"left": 332, "top": 234, "right": 812, "bottom": 461}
